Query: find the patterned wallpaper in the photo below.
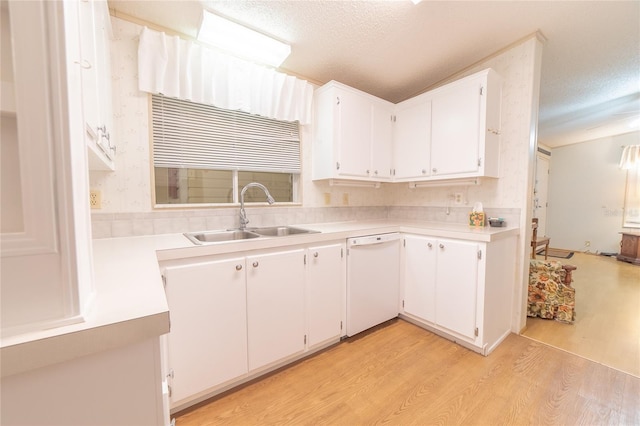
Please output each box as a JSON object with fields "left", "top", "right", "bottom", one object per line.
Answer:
{"left": 90, "top": 17, "right": 540, "bottom": 237}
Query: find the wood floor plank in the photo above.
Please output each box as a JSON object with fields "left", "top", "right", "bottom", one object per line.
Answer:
{"left": 522, "top": 252, "right": 640, "bottom": 377}
{"left": 176, "top": 320, "right": 640, "bottom": 425}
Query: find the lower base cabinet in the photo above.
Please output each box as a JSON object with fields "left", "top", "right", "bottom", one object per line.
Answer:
{"left": 246, "top": 249, "right": 306, "bottom": 371}
{"left": 401, "top": 233, "right": 516, "bottom": 355}
{"left": 434, "top": 239, "right": 479, "bottom": 340}
{"left": 160, "top": 229, "right": 515, "bottom": 413}
{"left": 163, "top": 257, "right": 249, "bottom": 404}
{"left": 306, "top": 243, "right": 346, "bottom": 347}
{"left": 160, "top": 242, "right": 345, "bottom": 412}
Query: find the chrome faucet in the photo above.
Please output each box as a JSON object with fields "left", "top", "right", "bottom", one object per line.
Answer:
{"left": 239, "top": 182, "right": 275, "bottom": 230}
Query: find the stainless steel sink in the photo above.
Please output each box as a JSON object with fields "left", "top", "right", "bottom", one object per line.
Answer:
{"left": 250, "top": 226, "right": 318, "bottom": 237}
{"left": 184, "top": 226, "right": 318, "bottom": 245}
{"left": 184, "top": 229, "right": 260, "bottom": 244}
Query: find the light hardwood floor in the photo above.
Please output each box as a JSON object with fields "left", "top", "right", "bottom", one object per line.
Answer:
{"left": 522, "top": 252, "right": 640, "bottom": 377}
{"left": 176, "top": 320, "right": 639, "bottom": 425}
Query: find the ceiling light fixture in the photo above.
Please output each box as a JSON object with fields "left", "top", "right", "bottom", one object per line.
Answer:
{"left": 411, "top": 0, "right": 423, "bottom": 4}
{"left": 197, "top": 10, "right": 291, "bottom": 67}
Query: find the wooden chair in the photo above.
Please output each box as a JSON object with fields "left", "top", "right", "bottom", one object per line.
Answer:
{"left": 531, "top": 218, "right": 550, "bottom": 259}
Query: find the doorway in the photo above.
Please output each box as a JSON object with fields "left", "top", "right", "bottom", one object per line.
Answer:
{"left": 533, "top": 151, "right": 549, "bottom": 236}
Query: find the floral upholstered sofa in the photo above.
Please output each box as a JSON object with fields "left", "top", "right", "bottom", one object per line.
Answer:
{"left": 528, "top": 259, "right": 577, "bottom": 323}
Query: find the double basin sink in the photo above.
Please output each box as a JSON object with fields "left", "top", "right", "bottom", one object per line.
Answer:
{"left": 184, "top": 226, "right": 318, "bottom": 245}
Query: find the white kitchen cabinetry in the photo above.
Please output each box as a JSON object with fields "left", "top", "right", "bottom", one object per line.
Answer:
{"left": 247, "top": 248, "right": 306, "bottom": 371}
{"left": 428, "top": 69, "right": 502, "bottom": 179}
{"left": 370, "top": 100, "right": 394, "bottom": 180}
{"left": 306, "top": 243, "right": 346, "bottom": 347}
{"left": 312, "top": 69, "right": 501, "bottom": 185}
{"left": 1, "top": 0, "right": 94, "bottom": 334}
{"left": 160, "top": 242, "right": 346, "bottom": 412}
{"left": 401, "top": 233, "right": 516, "bottom": 355}
{"left": 393, "top": 94, "right": 432, "bottom": 180}
{"left": 402, "top": 235, "right": 436, "bottom": 322}
{"left": 163, "top": 257, "right": 248, "bottom": 404}
{"left": 313, "top": 81, "right": 394, "bottom": 182}
{"left": 78, "top": 0, "right": 115, "bottom": 171}
{"left": 433, "top": 239, "right": 479, "bottom": 339}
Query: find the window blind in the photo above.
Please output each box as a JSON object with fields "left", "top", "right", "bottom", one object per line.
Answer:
{"left": 152, "top": 95, "right": 301, "bottom": 173}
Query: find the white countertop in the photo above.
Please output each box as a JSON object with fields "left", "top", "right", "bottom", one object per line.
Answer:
{"left": 1, "top": 220, "right": 518, "bottom": 377}
{"left": 157, "top": 219, "right": 518, "bottom": 261}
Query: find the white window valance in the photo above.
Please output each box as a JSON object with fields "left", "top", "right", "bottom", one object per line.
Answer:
{"left": 138, "top": 27, "right": 313, "bottom": 124}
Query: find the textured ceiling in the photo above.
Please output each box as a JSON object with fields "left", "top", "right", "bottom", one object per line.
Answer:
{"left": 109, "top": 0, "right": 640, "bottom": 148}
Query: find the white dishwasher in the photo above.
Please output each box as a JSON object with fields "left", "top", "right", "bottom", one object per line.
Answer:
{"left": 346, "top": 232, "right": 401, "bottom": 337}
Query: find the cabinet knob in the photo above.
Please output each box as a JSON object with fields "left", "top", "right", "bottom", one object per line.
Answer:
{"left": 252, "top": 261, "right": 259, "bottom": 268}
{"left": 235, "top": 264, "right": 243, "bottom": 271}
{"left": 422, "top": 169, "right": 427, "bottom": 174}
{"left": 374, "top": 170, "right": 378, "bottom": 175}
{"left": 313, "top": 252, "right": 319, "bottom": 258}
{"left": 366, "top": 169, "right": 370, "bottom": 174}
{"left": 432, "top": 168, "right": 438, "bottom": 173}
{"left": 427, "top": 242, "right": 433, "bottom": 248}
{"left": 439, "top": 243, "right": 445, "bottom": 249}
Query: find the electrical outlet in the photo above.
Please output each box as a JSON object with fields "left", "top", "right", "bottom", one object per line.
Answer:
{"left": 90, "top": 190, "right": 102, "bottom": 209}
{"left": 454, "top": 193, "right": 463, "bottom": 205}
{"left": 342, "top": 193, "right": 349, "bottom": 206}
{"left": 323, "top": 193, "right": 331, "bottom": 205}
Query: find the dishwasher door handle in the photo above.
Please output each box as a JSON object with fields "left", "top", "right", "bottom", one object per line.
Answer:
{"left": 348, "top": 233, "right": 401, "bottom": 247}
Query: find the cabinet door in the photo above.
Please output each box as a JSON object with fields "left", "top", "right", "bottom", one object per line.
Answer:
{"left": 430, "top": 77, "right": 482, "bottom": 176}
{"left": 393, "top": 96, "right": 431, "bottom": 179}
{"left": 336, "top": 88, "right": 372, "bottom": 178}
{"left": 78, "top": 0, "right": 115, "bottom": 170}
{"left": 247, "top": 249, "right": 306, "bottom": 371}
{"left": 307, "top": 243, "right": 345, "bottom": 348}
{"left": 164, "top": 258, "right": 248, "bottom": 403}
{"left": 403, "top": 235, "right": 437, "bottom": 323}
{"left": 371, "top": 100, "right": 394, "bottom": 180}
{"left": 78, "top": 0, "right": 100, "bottom": 138}
{"left": 434, "top": 239, "right": 479, "bottom": 339}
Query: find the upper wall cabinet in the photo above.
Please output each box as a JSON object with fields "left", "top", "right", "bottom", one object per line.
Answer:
{"left": 313, "top": 81, "right": 394, "bottom": 182}
{"left": 313, "top": 69, "right": 502, "bottom": 185}
{"left": 78, "top": 0, "right": 115, "bottom": 171}
{"left": 428, "top": 69, "right": 502, "bottom": 179}
{"left": 393, "top": 93, "right": 432, "bottom": 180}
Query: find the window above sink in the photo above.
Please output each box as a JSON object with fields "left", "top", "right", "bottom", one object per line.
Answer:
{"left": 151, "top": 95, "right": 301, "bottom": 207}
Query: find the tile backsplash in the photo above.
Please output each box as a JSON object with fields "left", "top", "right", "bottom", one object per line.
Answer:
{"left": 91, "top": 206, "right": 520, "bottom": 238}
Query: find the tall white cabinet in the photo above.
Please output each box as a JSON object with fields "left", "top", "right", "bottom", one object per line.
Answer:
{"left": 1, "top": 0, "right": 94, "bottom": 335}
{"left": 1, "top": 3, "right": 165, "bottom": 425}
